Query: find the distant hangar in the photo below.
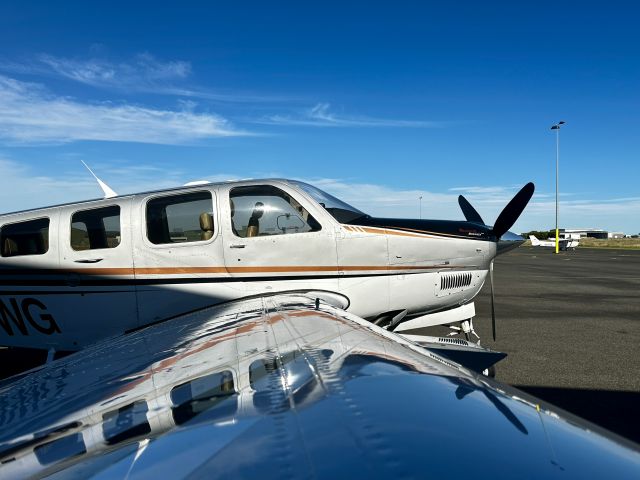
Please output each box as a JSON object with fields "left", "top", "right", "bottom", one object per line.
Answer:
{"left": 561, "top": 229, "right": 626, "bottom": 239}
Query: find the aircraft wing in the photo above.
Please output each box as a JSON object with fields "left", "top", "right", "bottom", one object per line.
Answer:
{"left": 0, "top": 294, "right": 638, "bottom": 478}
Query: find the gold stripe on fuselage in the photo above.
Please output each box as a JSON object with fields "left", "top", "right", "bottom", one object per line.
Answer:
{"left": 343, "top": 224, "right": 478, "bottom": 240}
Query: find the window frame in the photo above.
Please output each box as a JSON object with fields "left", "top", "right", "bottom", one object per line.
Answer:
{"left": 0, "top": 216, "right": 51, "bottom": 258}
{"left": 228, "top": 184, "right": 322, "bottom": 239}
{"left": 143, "top": 189, "right": 218, "bottom": 249}
{"left": 69, "top": 204, "right": 122, "bottom": 252}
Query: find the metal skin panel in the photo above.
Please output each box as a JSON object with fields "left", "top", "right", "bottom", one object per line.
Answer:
{"left": 131, "top": 187, "right": 238, "bottom": 330}
{"left": 219, "top": 182, "right": 340, "bottom": 298}
{"left": 336, "top": 228, "right": 390, "bottom": 318}
{"left": 52, "top": 198, "right": 138, "bottom": 349}
{"left": 0, "top": 294, "right": 638, "bottom": 478}
{"left": 0, "top": 179, "right": 522, "bottom": 351}
{"left": 0, "top": 207, "right": 63, "bottom": 348}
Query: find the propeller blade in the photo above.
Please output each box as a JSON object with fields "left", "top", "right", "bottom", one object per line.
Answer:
{"left": 490, "top": 260, "right": 496, "bottom": 341}
{"left": 492, "top": 182, "right": 535, "bottom": 239}
{"left": 458, "top": 195, "right": 485, "bottom": 224}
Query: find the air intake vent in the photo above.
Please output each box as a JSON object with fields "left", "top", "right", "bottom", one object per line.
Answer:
{"left": 437, "top": 337, "right": 471, "bottom": 346}
{"left": 440, "top": 272, "right": 472, "bottom": 290}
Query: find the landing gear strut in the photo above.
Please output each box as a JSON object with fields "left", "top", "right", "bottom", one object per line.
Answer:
{"left": 448, "top": 318, "right": 480, "bottom": 343}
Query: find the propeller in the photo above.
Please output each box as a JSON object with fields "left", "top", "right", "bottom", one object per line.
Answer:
{"left": 458, "top": 195, "right": 485, "bottom": 224}
{"left": 492, "top": 182, "right": 535, "bottom": 239}
{"left": 457, "top": 182, "right": 535, "bottom": 342}
{"left": 458, "top": 182, "right": 535, "bottom": 240}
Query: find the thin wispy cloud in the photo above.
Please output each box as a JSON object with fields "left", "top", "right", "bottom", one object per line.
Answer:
{"left": 39, "top": 52, "right": 191, "bottom": 88}
{"left": 449, "top": 185, "right": 515, "bottom": 194}
{"left": 256, "top": 103, "right": 444, "bottom": 128}
{"left": 0, "top": 75, "right": 249, "bottom": 145}
{"left": 0, "top": 53, "right": 286, "bottom": 103}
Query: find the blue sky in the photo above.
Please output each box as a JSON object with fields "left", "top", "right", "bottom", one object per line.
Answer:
{"left": 0, "top": 1, "right": 638, "bottom": 233}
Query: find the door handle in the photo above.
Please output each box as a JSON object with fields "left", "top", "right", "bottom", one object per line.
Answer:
{"left": 74, "top": 258, "right": 104, "bottom": 263}
{"left": 229, "top": 244, "right": 246, "bottom": 249}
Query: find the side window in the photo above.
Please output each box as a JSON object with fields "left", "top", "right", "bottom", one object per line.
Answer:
{"left": 102, "top": 400, "right": 151, "bottom": 445}
{"left": 146, "top": 191, "right": 214, "bottom": 245}
{"left": 170, "top": 370, "right": 236, "bottom": 425}
{"left": 34, "top": 433, "right": 86, "bottom": 466}
{"left": 230, "top": 185, "right": 321, "bottom": 238}
{"left": 0, "top": 218, "right": 50, "bottom": 257}
{"left": 71, "top": 205, "right": 121, "bottom": 251}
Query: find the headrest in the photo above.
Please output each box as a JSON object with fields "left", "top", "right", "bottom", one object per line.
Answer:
{"left": 199, "top": 212, "right": 214, "bottom": 231}
{"left": 251, "top": 202, "right": 265, "bottom": 220}
{"left": 230, "top": 199, "right": 235, "bottom": 217}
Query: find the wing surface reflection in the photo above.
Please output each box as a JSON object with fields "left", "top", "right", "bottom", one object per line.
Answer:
{"left": 0, "top": 294, "right": 638, "bottom": 478}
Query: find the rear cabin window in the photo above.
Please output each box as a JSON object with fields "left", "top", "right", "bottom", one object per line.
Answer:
{"left": 34, "top": 432, "right": 87, "bottom": 466}
{"left": 0, "top": 218, "right": 50, "bottom": 257}
{"left": 71, "top": 205, "right": 121, "bottom": 251}
{"left": 229, "top": 185, "right": 321, "bottom": 238}
{"left": 102, "top": 400, "right": 151, "bottom": 445}
{"left": 170, "top": 370, "right": 236, "bottom": 425}
{"left": 146, "top": 191, "right": 214, "bottom": 245}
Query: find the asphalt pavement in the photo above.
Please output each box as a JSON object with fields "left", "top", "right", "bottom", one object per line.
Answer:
{"left": 426, "top": 246, "right": 640, "bottom": 443}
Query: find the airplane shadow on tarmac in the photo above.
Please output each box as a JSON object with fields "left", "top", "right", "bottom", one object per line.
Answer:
{"left": 516, "top": 385, "right": 640, "bottom": 445}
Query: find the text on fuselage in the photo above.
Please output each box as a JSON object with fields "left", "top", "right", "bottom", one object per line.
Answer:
{"left": 0, "top": 298, "right": 61, "bottom": 336}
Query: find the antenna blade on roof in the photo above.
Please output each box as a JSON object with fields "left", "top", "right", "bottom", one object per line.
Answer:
{"left": 81, "top": 161, "right": 118, "bottom": 199}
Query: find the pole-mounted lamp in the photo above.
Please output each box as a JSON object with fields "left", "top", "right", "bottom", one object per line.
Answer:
{"left": 550, "top": 121, "right": 566, "bottom": 254}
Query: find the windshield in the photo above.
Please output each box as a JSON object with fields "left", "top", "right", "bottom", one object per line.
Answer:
{"left": 289, "top": 181, "right": 368, "bottom": 223}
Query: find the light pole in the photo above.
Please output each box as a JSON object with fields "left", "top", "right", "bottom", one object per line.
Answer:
{"left": 419, "top": 196, "right": 423, "bottom": 219}
{"left": 550, "top": 121, "right": 565, "bottom": 254}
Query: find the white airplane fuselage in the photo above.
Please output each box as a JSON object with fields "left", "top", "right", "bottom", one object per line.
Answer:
{"left": 529, "top": 235, "right": 579, "bottom": 249}
{"left": 0, "top": 179, "right": 504, "bottom": 351}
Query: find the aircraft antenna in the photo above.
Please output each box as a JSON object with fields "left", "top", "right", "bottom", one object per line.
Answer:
{"left": 81, "top": 161, "right": 118, "bottom": 198}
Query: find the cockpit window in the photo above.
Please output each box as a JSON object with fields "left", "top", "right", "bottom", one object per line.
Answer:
{"left": 289, "top": 181, "right": 367, "bottom": 223}
{"left": 229, "top": 185, "right": 321, "bottom": 238}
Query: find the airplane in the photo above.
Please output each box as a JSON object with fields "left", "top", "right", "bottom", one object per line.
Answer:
{"left": 0, "top": 293, "right": 638, "bottom": 478}
{"left": 529, "top": 234, "right": 579, "bottom": 250}
{"left": 0, "top": 175, "right": 534, "bottom": 354}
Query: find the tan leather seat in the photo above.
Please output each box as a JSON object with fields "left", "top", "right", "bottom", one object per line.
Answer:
{"left": 199, "top": 212, "right": 214, "bottom": 241}
{"left": 246, "top": 224, "right": 258, "bottom": 237}
{"left": 2, "top": 237, "right": 18, "bottom": 257}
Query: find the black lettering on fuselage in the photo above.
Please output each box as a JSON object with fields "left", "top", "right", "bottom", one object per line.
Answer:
{"left": 21, "top": 298, "right": 61, "bottom": 335}
{"left": 0, "top": 298, "right": 29, "bottom": 336}
{"left": 0, "top": 297, "right": 60, "bottom": 336}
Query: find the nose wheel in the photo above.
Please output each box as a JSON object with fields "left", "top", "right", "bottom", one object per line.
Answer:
{"left": 482, "top": 365, "right": 497, "bottom": 378}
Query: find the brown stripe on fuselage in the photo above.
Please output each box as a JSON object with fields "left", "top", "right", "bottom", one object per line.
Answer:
{"left": 0, "top": 264, "right": 463, "bottom": 278}
{"left": 134, "top": 266, "right": 227, "bottom": 275}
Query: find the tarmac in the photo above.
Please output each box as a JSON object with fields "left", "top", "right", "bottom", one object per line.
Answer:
{"left": 1, "top": 246, "right": 639, "bottom": 442}
{"left": 426, "top": 246, "right": 640, "bottom": 443}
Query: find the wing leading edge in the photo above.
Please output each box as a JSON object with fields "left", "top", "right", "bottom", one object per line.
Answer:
{"left": 0, "top": 294, "right": 638, "bottom": 478}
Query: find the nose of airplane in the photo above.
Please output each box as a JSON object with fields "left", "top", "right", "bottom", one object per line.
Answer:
{"left": 497, "top": 230, "right": 524, "bottom": 255}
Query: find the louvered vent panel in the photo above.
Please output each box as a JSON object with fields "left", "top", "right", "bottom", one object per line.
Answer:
{"left": 440, "top": 272, "right": 472, "bottom": 290}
